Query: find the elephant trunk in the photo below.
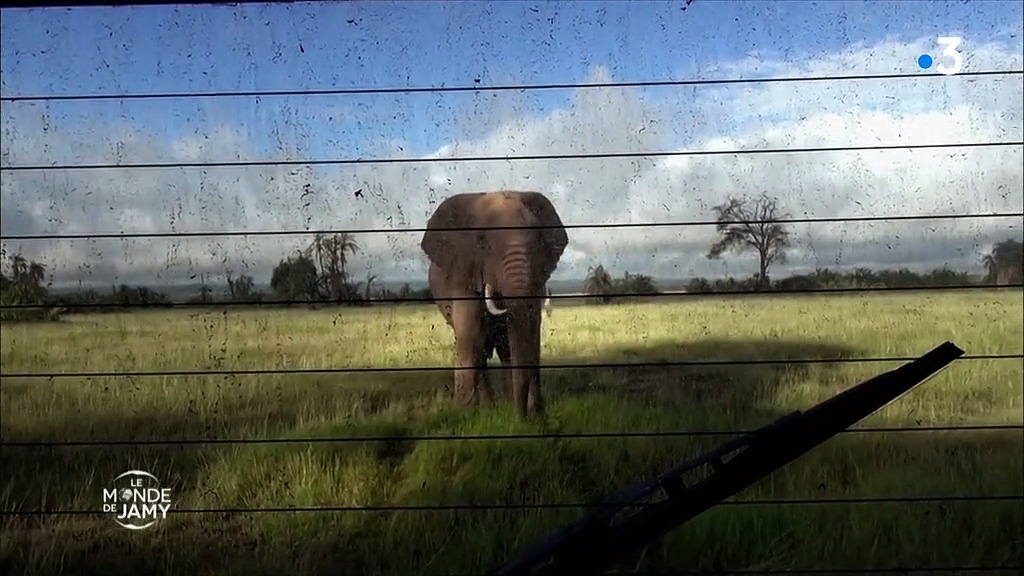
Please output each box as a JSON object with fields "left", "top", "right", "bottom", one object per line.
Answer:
{"left": 496, "top": 237, "right": 546, "bottom": 417}
{"left": 484, "top": 239, "right": 536, "bottom": 316}
{"left": 501, "top": 241, "right": 534, "bottom": 295}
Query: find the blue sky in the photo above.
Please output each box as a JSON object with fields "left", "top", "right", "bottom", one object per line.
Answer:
{"left": 3, "top": 0, "right": 1019, "bottom": 161}
{"left": 1, "top": 1, "right": 1021, "bottom": 286}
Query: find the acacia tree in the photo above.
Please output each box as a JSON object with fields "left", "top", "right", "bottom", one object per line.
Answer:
{"left": 706, "top": 193, "right": 791, "bottom": 289}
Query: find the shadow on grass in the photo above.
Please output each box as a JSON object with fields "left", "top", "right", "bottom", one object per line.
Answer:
{"left": 0, "top": 336, "right": 882, "bottom": 575}
{"left": 0, "top": 374, "right": 439, "bottom": 515}
{"left": 543, "top": 337, "right": 860, "bottom": 423}
{"left": 0, "top": 337, "right": 855, "bottom": 507}
{"left": 4, "top": 425, "right": 1019, "bottom": 576}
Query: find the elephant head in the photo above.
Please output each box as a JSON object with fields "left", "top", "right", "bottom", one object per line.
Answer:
{"left": 420, "top": 191, "right": 569, "bottom": 418}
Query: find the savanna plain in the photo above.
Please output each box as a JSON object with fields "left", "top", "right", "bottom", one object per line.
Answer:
{"left": 0, "top": 289, "right": 1022, "bottom": 575}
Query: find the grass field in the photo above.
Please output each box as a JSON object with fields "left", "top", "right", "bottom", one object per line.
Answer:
{"left": 1, "top": 289, "right": 1022, "bottom": 575}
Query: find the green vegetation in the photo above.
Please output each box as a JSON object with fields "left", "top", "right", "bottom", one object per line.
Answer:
{"left": 1, "top": 290, "right": 1021, "bottom": 575}
{"left": 2, "top": 194, "right": 1021, "bottom": 320}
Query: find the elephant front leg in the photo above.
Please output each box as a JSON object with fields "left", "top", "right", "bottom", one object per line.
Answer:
{"left": 528, "top": 373, "right": 544, "bottom": 415}
{"left": 451, "top": 302, "right": 487, "bottom": 408}
{"left": 453, "top": 338, "right": 483, "bottom": 407}
{"left": 508, "top": 307, "right": 543, "bottom": 418}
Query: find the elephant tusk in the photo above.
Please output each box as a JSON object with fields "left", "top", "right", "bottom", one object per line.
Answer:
{"left": 483, "top": 283, "right": 507, "bottom": 315}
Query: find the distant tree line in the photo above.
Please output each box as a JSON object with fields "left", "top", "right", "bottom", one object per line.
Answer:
{"left": 579, "top": 194, "right": 1021, "bottom": 303}
{"left": 583, "top": 265, "right": 661, "bottom": 304}
{"left": 1, "top": 194, "right": 1021, "bottom": 322}
{"left": 265, "top": 233, "right": 431, "bottom": 307}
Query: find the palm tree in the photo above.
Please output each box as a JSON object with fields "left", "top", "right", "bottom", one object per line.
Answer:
{"left": 982, "top": 239, "right": 1023, "bottom": 285}
{"left": 306, "top": 233, "right": 361, "bottom": 300}
{"left": 584, "top": 264, "right": 615, "bottom": 304}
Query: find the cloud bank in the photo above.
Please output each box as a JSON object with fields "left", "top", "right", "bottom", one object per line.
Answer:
{"left": 1, "top": 34, "right": 1022, "bottom": 288}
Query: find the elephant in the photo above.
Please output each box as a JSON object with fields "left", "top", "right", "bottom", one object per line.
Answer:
{"left": 420, "top": 191, "right": 569, "bottom": 419}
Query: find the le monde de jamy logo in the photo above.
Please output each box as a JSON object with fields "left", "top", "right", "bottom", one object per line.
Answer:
{"left": 102, "top": 470, "right": 173, "bottom": 530}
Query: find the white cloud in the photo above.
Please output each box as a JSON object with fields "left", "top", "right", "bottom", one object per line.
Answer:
{"left": 1, "top": 34, "right": 1021, "bottom": 289}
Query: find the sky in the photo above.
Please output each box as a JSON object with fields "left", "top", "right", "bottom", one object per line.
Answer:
{"left": 1, "top": 0, "right": 1022, "bottom": 288}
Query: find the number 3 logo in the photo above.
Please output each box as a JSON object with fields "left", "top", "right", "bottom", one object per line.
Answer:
{"left": 935, "top": 36, "right": 963, "bottom": 76}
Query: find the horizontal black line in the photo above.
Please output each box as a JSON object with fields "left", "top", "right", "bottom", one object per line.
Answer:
{"left": 437, "top": 567, "right": 1024, "bottom": 576}
{"left": 3, "top": 211, "right": 1021, "bottom": 241}
{"left": 0, "top": 68, "right": 1020, "bottom": 103}
{"left": 3, "top": 424, "right": 1019, "bottom": 448}
{"left": 655, "top": 567, "right": 1024, "bottom": 575}
{"left": 6, "top": 283, "right": 1023, "bottom": 311}
{"left": 247, "top": 567, "right": 1022, "bottom": 576}
{"left": 2, "top": 495, "right": 1019, "bottom": 517}
{"left": 1, "top": 353, "right": 1017, "bottom": 380}
{"left": 1, "top": 141, "right": 1019, "bottom": 172}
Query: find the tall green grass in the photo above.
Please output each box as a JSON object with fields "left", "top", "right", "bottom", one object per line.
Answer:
{"left": 1, "top": 289, "right": 1021, "bottom": 575}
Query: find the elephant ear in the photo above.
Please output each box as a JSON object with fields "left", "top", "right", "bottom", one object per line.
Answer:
{"left": 520, "top": 191, "right": 569, "bottom": 281}
{"left": 421, "top": 193, "right": 484, "bottom": 270}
